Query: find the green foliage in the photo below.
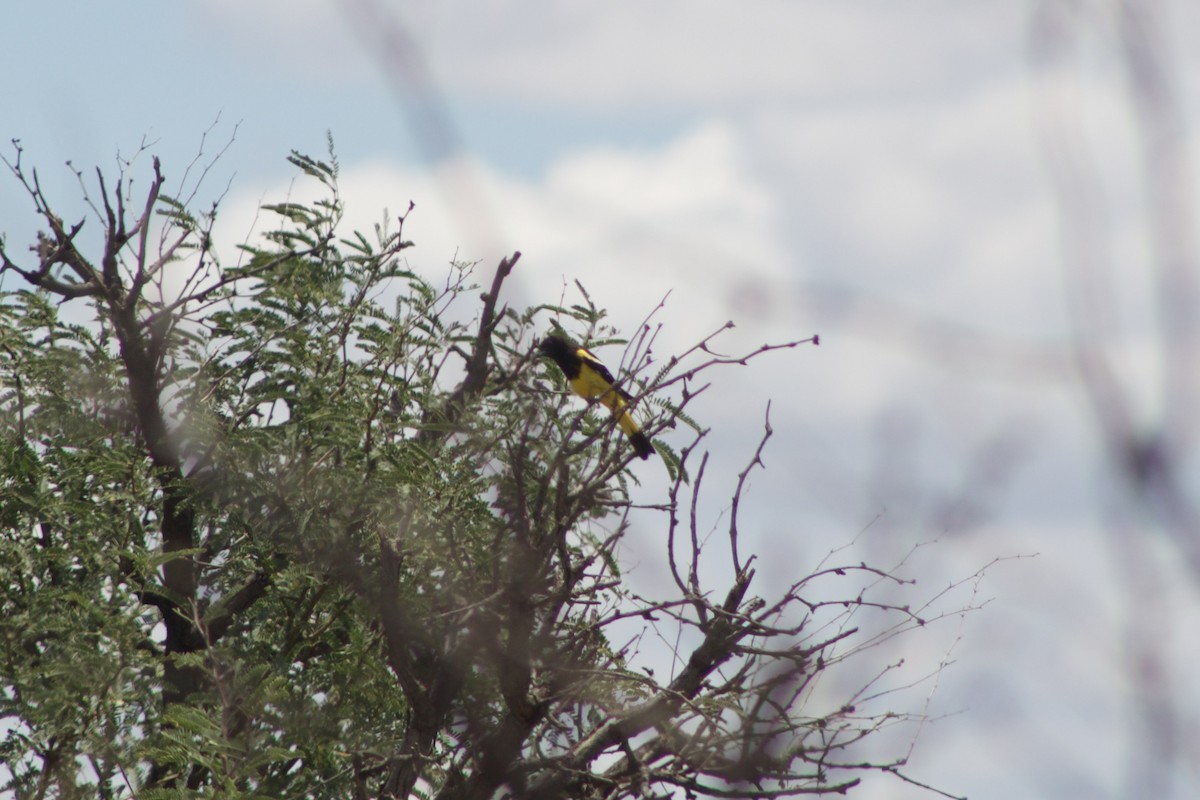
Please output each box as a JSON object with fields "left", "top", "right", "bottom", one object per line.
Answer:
{"left": 0, "top": 142, "right": 916, "bottom": 800}
{"left": 0, "top": 148, "right": 665, "bottom": 798}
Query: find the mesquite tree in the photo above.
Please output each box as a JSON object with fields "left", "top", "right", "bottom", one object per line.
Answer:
{"left": 0, "top": 140, "right": 976, "bottom": 799}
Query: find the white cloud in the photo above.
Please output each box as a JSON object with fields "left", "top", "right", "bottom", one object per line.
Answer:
{"left": 739, "top": 72, "right": 1088, "bottom": 347}
{"left": 216, "top": 120, "right": 793, "bottom": 347}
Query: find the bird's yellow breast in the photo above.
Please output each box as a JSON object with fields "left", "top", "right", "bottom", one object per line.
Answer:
{"left": 570, "top": 372, "right": 621, "bottom": 410}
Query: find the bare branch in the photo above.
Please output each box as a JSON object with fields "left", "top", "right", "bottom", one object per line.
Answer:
{"left": 729, "top": 401, "right": 774, "bottom": 574}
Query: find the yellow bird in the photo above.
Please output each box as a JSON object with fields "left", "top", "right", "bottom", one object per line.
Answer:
{"left": 538, "top": 334, "right": 654, "bottom": 460}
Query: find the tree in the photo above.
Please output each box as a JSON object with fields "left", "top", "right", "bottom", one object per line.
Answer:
{"left": 0, "top": 139, "right": 979, "bottom": 799}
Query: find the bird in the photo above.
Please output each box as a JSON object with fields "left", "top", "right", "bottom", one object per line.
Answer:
{"left": 538, "top": 334, "right": 654, "bottom": 460}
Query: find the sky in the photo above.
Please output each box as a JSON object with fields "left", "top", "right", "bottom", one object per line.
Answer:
{"left": 5, "top": 2, "right": 1200, "bottom": 798}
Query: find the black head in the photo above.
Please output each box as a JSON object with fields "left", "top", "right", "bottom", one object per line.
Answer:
{"left": 538, "top": 334, "right": 572, "bottom": 360}
{"left": 538, "top": 334, "right": 582, "bottom": 376}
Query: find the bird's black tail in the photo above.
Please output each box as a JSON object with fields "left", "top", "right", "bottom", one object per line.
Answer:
{"left": 629, "top": 430, "right": 654, "bottom": 460}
